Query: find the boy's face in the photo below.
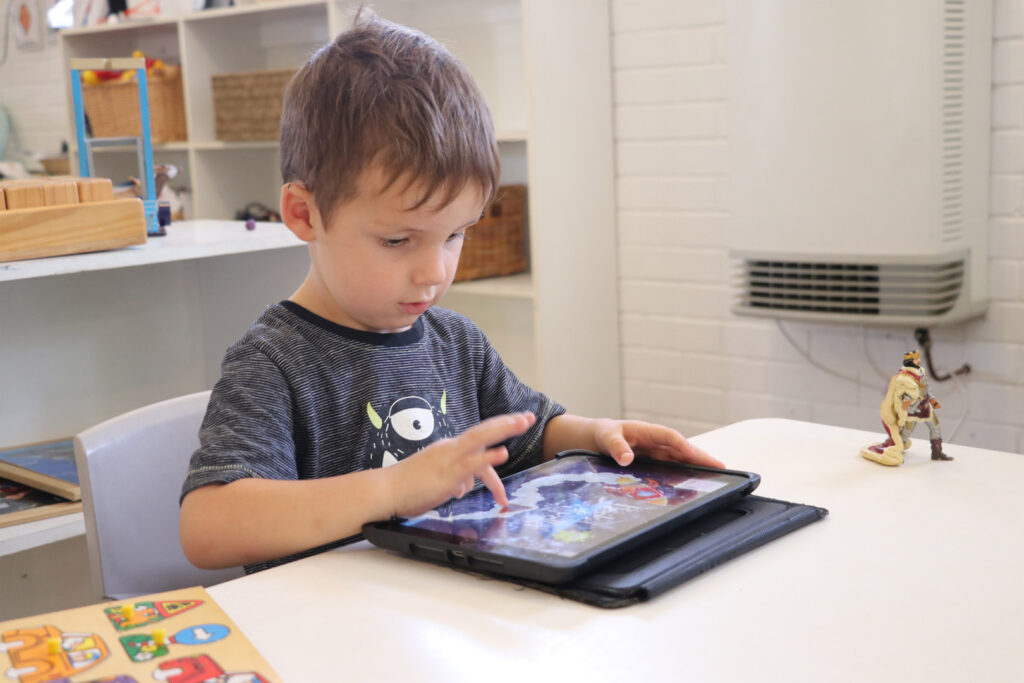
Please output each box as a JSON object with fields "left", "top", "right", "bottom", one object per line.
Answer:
{"left": 296, "top": 168, "right": 485, "bottom": 333}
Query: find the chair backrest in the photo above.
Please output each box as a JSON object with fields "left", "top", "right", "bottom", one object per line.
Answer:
{"left": 73, "top": 390, "right": 244, "bottom": 599}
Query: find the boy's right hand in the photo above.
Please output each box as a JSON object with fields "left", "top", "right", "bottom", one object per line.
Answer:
{"left": 385, "top": 412, "right": 536, "bottom": 518}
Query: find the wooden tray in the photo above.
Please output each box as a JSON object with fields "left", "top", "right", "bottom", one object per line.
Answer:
{"left": 0, "top": 178, "right": 147, "bottom": 262}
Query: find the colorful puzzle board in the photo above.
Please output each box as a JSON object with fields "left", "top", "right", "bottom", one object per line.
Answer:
{"left": 0, "top": 586, "right": 278, "bottom": 683}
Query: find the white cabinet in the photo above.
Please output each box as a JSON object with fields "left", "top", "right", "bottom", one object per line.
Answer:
{"left": 55, "top": 0, "right": 619, "bottom": 419}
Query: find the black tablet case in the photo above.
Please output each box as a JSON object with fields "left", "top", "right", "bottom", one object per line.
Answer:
{"left": 460, "top": 495, "right": 828, "bottom": 608}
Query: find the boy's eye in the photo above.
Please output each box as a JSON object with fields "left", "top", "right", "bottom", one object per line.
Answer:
{"left": 381, "top": 237, "right": 407, "bottom": 248}
{"left": 447, "top": 231, "right": 467, "bottom": 243}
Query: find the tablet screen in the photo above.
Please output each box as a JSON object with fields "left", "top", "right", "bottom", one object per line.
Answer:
{"left": 400, "top": 454, "right": 752, "bottom": 562}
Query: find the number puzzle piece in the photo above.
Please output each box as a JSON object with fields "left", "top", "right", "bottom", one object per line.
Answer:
{"left": 1, "top": 625, "right": 108, "bottom": 683}
{"left": 119, "top": 623, "right": 229, "bottom": 663}
{"left": 154, "top": 655, "right": 270, "bottom": 683}
{"left": 105, "top": 600, "right": 203, "bottom": 631}
{"left": 118, "top": 633, "right": 169, "bottom": 663}
{"left": 171, "top": 624, "right": 230, "bottom": 646}
{"left": 153, "top": 654, "right": 224, "bottom": 683}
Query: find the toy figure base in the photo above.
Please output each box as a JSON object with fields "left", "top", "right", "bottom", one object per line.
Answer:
{"left": 860, "top": 443, "right": 903, "bottom": 467}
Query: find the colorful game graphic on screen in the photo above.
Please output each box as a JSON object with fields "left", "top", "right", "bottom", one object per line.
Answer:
{"left": 403, "top": 456, "right": 729, "bottom": 559}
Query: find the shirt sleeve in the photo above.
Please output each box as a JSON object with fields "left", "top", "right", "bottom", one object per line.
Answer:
{"left": 475, "top": 330, "right": 566, "bottom": 473}
{"left": 180, "top": 342, "right": 298, "bottom": 502}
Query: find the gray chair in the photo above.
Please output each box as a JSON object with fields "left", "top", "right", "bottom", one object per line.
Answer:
{"left": 73, "top": 390, "right": 244, "bottom": 599}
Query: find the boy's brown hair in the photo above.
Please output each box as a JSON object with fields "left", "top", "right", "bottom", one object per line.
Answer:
{"left": 280, "top": 12, "right": 500, "bottom": 225}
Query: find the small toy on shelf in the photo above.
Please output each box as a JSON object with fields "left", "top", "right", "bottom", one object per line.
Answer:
{"left": 861, "top": 349, "right": 953, "bottom": 466}
{"left": 235, "top": 201, "right": 280, "bottom": 223}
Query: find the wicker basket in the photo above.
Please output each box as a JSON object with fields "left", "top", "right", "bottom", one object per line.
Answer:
{"left": 212, "top": 68, "right": 296, "bottom": 141}
{"left": 81, "top": 66, "right": 187, "bottom": 144}
{"left": 454, "top": 185, "right": 528, "bottom": 282}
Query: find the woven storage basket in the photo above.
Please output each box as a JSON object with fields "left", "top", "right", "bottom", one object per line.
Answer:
{"left": 454, "top": 185, "right": 528, "bottom": 282}
{"left": 82, "top": 66, "right": 187, "bottom": 144}
{"left": 212, "top": 68, "right": 296, "bottom": 141}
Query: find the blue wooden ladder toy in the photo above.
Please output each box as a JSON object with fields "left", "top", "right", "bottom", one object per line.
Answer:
{"left": 70, "top": 57, "right": 162, "bottom": 236}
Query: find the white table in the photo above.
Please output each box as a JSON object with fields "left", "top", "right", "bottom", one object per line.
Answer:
{"left": 208, "top": 418, "right": 1024, "bottom": 682}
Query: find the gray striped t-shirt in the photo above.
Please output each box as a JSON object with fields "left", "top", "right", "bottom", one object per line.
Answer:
{"left": 182, "top": 301, "right": 564, "bottom": 573}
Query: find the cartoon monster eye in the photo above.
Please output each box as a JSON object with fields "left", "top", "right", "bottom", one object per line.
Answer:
{"left": 390, "top": 407, "right": 435, "bottom": 441}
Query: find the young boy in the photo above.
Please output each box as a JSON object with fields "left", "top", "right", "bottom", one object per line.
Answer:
{"left": 179, "top": 14, "right": 722, "bottom": 574}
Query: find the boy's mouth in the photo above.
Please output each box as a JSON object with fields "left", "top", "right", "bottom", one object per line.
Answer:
{"left": 399, "top": 301, "right": 431, "bottom": 315}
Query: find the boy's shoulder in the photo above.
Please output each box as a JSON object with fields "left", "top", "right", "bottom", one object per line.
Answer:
{"left": 420, "top": 306, "right": 485, "bottom": 343}
{"left": 421, "top": 305, "right": 473, "bottom": 328}
{"left": 237, "top": 302, "right": 305, "bottom": 347}
{"left": 226, "top": 303, "right": 328, "bottom": 367}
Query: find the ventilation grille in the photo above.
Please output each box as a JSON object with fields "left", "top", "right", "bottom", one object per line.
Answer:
{"left": 736, "top": 259, "right": 965, "bottom": 317}
{"left": 941, "top": 0, "right": 966, "bottom": 244}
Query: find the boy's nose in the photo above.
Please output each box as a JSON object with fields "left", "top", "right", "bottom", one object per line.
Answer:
{"left": 412, "top": 249, "right": 448, "bottom": 286}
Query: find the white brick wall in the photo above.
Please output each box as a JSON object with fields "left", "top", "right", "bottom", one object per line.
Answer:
{"left": 612, "top": 0, "right": 1024, "bottom": 454}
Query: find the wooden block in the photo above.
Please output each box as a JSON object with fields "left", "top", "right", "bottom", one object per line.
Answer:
{"left": 0, "top": 198, "right": 147, "bottom": 262}
{"left": 0, "top": 190, "right": 5, "bottom": 211}
{"left": 3, "top": 183, "right": 45, "bottom": 210}
{"left": 42, "top": 180, "right": 80, "bottom": 207}
{"left": 77, "top": 177, "right": 114, "bottom": 203}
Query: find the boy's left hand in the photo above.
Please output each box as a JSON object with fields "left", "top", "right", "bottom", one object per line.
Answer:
{"left": 593, "top": 419, "right": 724, "bottom": 469}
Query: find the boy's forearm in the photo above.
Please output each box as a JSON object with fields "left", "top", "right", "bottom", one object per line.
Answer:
{"left": 540, "top": 414, "right": 601, "bottom": 460}
{"left": 180, "top": 469, "right": 395, "bottom": 570}
{"left": 182, "top": 413, "right": 535, "bottom": 570}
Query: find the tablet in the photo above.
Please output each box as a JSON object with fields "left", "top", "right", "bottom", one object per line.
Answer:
{"left": 362, "top": 450, "right": 761, "bottom": 584}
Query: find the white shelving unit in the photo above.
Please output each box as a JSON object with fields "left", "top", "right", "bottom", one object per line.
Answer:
{"left": 52, "top": 0, "right": 619, "bottom": 419}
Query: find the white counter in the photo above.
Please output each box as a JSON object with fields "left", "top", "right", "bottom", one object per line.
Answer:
{"left": 0, "top": 220, "right": 303, "bottom": 283}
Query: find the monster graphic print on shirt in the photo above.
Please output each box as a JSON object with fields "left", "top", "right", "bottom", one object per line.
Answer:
{"left": 366, "top": 391, "right": 453, "bottom": 468}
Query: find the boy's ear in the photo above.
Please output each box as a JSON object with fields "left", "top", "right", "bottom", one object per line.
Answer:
{"left": 280, "top": 182, "right": 318, "bottom": 242}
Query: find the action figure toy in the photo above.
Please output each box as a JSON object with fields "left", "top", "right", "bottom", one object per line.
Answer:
{"left": 861, "top": 349, "right": 953, "bottom": 466}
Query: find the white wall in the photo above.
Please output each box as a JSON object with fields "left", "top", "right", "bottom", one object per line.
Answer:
{"left": 0, "top": 28, "right": 67, "bottom": 161}
{"left": 611, "top": 0, "right": 1024, "bottom": 453}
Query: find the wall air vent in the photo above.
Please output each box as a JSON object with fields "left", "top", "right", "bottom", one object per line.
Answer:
{"left": 727, "top": 0, "right": 990, "bottom": 326}
{"left": 941, "top": 0, "right": 967, "bottom": 245}
{"left": 736, "top": 258, "right": 967, "bottom": 323}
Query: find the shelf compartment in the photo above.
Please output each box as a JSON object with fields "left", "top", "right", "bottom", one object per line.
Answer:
{"left": 181, "top": 3, "right": 329, "bottom": 145}
{"left": 191, "top": 147, "right": 283, "bottom": 220}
